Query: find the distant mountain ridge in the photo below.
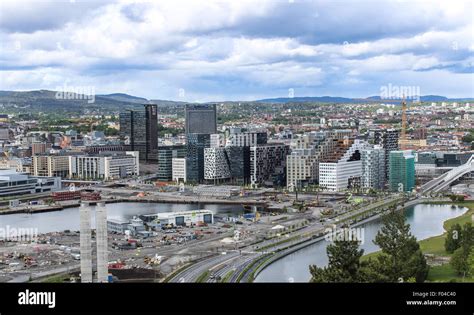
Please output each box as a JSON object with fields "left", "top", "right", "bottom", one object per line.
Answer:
{"left": 256, "top": 95, "right": 474, "bottom": 103}
{"left": 0, "top": 90, "right": 472, "bottom": 111}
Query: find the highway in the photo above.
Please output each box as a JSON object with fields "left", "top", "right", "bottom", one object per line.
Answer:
{"left": 167, "top": 195, "right": 406, "bottom": 283}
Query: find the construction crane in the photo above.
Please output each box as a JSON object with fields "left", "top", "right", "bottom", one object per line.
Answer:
{"left": 400, "top": 95, "right": 408, "bottom": 150}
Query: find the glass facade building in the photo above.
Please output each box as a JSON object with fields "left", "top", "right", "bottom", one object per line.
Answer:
{"left": 389, "top": 150, "right": 415, "bottom": 192}
{"left": 119, "top": 104, "right": 158, "bottom": 161}
{"left": 185, "top": 104, "right": 217, "bottom": 134}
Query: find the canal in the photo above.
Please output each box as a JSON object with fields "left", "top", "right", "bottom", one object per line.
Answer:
{"left": 0, "top": 202, "right": 245, "bottom": 233}
{"left": 254, "top": 203, "right": 468, "bottom": 283}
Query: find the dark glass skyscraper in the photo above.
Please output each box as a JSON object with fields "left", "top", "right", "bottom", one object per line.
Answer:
{"left": 186, "top": 133, "right": 211, "bottom": 182}
{"left": 157, "top": 145, "right": 186, "bottom": 181}
{"left": 119, "top": 104, "right": 158, "bottom": 161}
{"left": 185, "top": 104, "right": 217, "bottom": 134}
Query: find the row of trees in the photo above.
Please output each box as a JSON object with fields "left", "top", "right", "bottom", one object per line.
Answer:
{"left": 448, "top": 194, "right": 466, "bottom": 203}
{"left": 310, "top": 211, "right": 429, "bottom": 283}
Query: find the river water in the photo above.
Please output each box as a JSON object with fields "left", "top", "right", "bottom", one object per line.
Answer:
{"left": 0, "top": 202, "right": 244, "bottom": 233}
{"left": 255, "top": 204, "right": 469, "bottom": 283}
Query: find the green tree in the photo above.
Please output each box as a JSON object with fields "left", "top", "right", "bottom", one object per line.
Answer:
{"left": 468, "top": 250, "right": 474, "bottom": 277}
{"left": 451, "top": 247, "right": 471, "bottom": 277}
{"left": 445, "top": 223, "right": 462, "bottom": 253}
{"left": 310, "top": 233, "right": 365, "bottom": 283}
{"left": 372, "top": 211, "right": 429, "bottom": 282}
{"left": 460, "top": 222, "right": 474, "bottom": 249}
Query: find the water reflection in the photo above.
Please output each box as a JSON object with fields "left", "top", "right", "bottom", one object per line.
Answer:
{"left": 0, "top": 202, "right": 244, "bottom": 233}
{"left": 255, "top": 204, "right": 468, "bottom": 283}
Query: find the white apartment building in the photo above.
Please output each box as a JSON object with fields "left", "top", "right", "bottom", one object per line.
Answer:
{"left": 319, "top": 139, "right": 370, "bottom": 191}
{"left": 286, "top": 132, "right": 325, "bottom": 188}
{"left": 172, "top": 158, "right": 187, "bottom": 183}
{"left": 69, "top": 151, "right": 139, "bottom": 180}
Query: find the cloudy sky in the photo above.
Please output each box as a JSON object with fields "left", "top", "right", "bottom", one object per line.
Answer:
{"left": 0, "top": 0, "right": 473, "bottom": 101}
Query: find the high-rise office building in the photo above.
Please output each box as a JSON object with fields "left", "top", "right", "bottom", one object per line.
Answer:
{"left": 157, "top": 145, "right": 186, "bottom": 182}
{"left": 389, "top": 150, "right": 415, "bottom": 192}
{"left": 371, "top": 129, "right": 399, "bottom": 179}
{"left": 186, "top": 133, "right": 211, "bottom": 182}
{"left": 226, "top": 129, "right": 267, "bottom": 147}
{"left": 185, "top": 104, "right": 217, "bottom": 134}
{"left": 250, "top": 143, "right": 289, "bottom": 187}
{"left": 225, "top": 146, "right": 250, "bottom": 184}
{"left": 203, "top": 146, "right": 251, "bottom": 184}
{"left": 119, "top": 104, "right": 158, "bottom": 161}
{"left": 361, "top": 146, "right": 386, "bottom": 190}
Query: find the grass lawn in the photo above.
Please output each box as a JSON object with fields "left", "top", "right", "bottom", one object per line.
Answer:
{"left": 427, "top": 264, "right": 474, "bottom": 282}
{"left": 418, "top": 201, "right": 474, "bottom": 256}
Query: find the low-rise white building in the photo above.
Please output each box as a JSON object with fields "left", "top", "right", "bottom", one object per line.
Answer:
{"left": 172, "top": 158, "right": 187, "bottom": 183}
{"left": 0, "top": 169, "right": 61, "bottom": 198}
{"left": 69, "top": 151, "right": 139, "bottom": 180}
{"left": 152, "top": 210, "right": 213, "bottom": 226}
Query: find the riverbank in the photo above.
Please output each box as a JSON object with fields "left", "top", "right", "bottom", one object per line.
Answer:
{"left": 0, "top": 197, "right": 266, "bottom": 215}
{"left": 250, "top": 197, "right": 427, "bottom": 282}
{"left": 362, "top": 201, "right": 474, "bottom": 282}
{"left": 254, "top": 201, "right": 468, "bottom": 282}
{"left": 421, "top": 201, "right": 474, "bottom": 282}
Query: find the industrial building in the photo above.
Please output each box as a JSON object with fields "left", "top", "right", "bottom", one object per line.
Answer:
{"left": 107, "top": 218, "right": 130, "bottom": 234}
{"left": 141, "top": 210, "right": 213, "bottom": 227}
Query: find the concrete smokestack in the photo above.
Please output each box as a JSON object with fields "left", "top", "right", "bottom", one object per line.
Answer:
{"left": 79, "top": 203, "right": 92, "bottom": 283}
{"left": 96, "top": 202, "right": 108, "bottom": 282}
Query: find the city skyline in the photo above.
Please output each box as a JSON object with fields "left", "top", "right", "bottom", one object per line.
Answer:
{"left": 1, "top": 0, "right": 473, "bottom": 102}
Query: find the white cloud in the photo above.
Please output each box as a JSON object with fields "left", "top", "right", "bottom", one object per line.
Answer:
{"left": 0, "top": 0, "right": 472, "bottom": 100}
